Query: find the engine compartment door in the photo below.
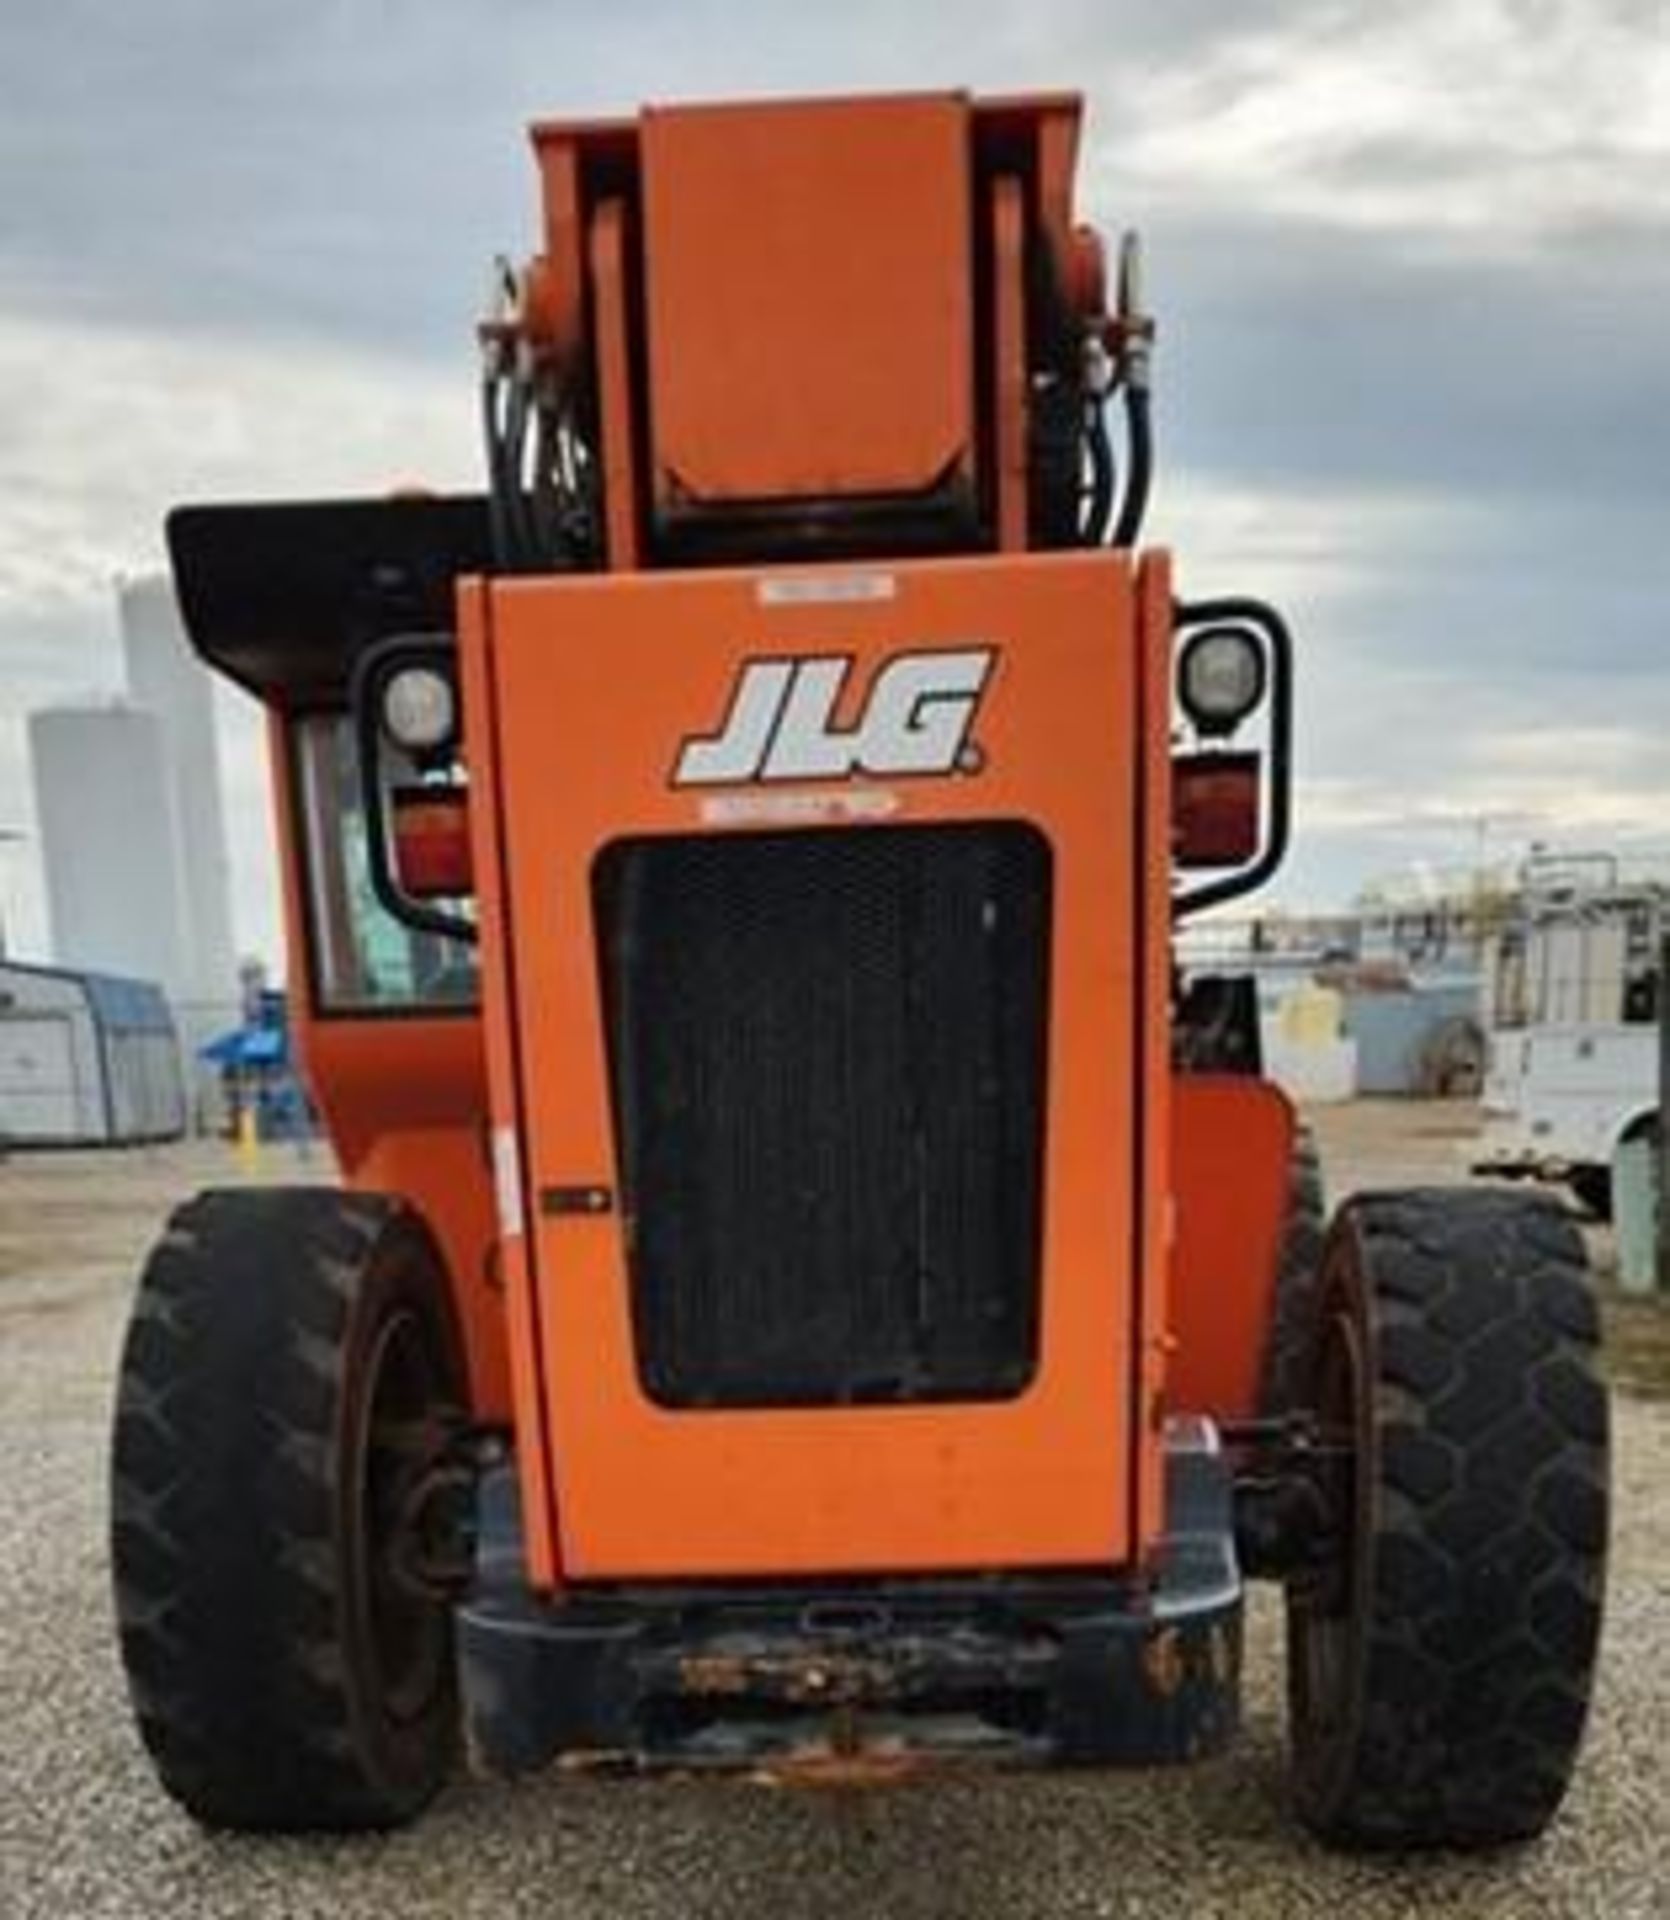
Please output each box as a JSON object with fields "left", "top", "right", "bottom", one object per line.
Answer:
{"left": 466, "top": 550, "right": 1150, "bottom": 1579}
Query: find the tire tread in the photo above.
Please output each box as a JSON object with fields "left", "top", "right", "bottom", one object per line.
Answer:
{"left": 1292, "top": 1189, "right": 1608, "bottom": 1849}
{"left": 110, "top": 1186, "right": 458, "bottom": 1831}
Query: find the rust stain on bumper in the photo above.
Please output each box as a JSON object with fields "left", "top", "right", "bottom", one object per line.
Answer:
{"left": 1141, "top": 1625, "right": 1184, "bottom": 1697}
{"left": 676, "top": 1654, "right": 752, "bottom": 1697}
{"left": 751, "top": 1739, "right": 934, "bottom": 1789}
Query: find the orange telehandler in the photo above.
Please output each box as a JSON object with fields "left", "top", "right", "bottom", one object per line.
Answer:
{"left": 111, "top": 92, "right": 1608, "bottom": 1847}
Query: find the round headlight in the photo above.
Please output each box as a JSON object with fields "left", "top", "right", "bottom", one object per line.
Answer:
{"left": 1178, "top": 626, "right": 1266, "bottom": 736}
{"left": 381, "top": 665, "right": 457, "bottom": 753}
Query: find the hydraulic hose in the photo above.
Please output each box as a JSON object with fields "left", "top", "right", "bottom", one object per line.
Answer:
{"left": 500, "top": 370, "right": 541, "bottom": 568}
{"left": 1110, "top": 380, "right": 1153, "bottom": 549}
{"left": 1081, "top": 394, "right": 1116, "bottom": 546}
{"left": 1108, "top": 229, "right": 1154, "bottom": 550}
{"left": 529, "top": 408, "right": 561, "bottom": 559}
{"left": 481, "top": 371, "right": 518, "bottom": 571}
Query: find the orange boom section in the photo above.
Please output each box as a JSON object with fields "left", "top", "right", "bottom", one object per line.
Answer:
{"left": 640, "top": 96, "right": 974, "bottom": 509}
{"left": 520, "top": 92, "right": 1112, "bottom": 565}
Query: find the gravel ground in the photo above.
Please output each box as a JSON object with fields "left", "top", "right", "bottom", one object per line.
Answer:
{"left": 3, "top": 1113, "right": 1669, "bottom": 1919}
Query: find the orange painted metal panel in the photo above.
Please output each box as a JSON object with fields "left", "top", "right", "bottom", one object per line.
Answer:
{"left": 266, "top": 714, "right": 511, "bottom": 1423}
{"left": 991, "top": 175, "right": 1028, "bottom": 552}
{"left": 1167, "top": 1073, "right": 1295, "bottom": 1424}
{"left": 1028, "top": 98, "right": 1083, "bottom": 270}
{"left": 456, "top": 580, "right": 562, "bottom": 1586}
{"left": 484, "top": 550, "right": 1142, "bottom": 1578}
{"left": 526, "top": 135, "right": 585, "bottom": 375}
{"left": 590, "top": 199, "right": 642, "bottom": 572}
{"left": 640, "top": 96, "right": 973, "bottom": 505}
{"left": 353, "top": 1116, "right": 505, "bottom": 1413}
{"left": 1133, "top": 553, "right": 1174, "bottom": 1547}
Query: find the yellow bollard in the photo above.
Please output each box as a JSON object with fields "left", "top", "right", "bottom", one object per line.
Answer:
{"left": 234, "top": 1100, "right": 261, "bottom": 1178}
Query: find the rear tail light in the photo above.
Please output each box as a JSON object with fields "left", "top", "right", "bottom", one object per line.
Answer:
{"left": 1174, "top": 752, "right": 1260, "bottom": 869}
{"left": 392, "top": 786, "right": 474, "bottom": 898}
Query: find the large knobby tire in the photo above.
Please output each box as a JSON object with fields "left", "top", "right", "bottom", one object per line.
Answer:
{"left": 111, "top": 1188, "right": 467, "bottom": 1831}
{"left": 1287, "top": 1190, "right": 1608, "bottom": 1849}
{"left": 1260, "top": 1126, "right": 1327, "bottom": 1417}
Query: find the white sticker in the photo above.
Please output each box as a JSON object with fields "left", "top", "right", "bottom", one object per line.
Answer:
{"left": 491, "top": 1126, "right": 525, "bottom": 1241}
{"left": 697, "top": 788, "right": 901, "bottom": 827}
{"left": 756, "top": 572, "right": 896, "bottom": 606}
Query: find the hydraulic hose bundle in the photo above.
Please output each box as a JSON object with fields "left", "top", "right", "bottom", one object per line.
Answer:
{"left": 481, "top": 225, "right": 1155, "bottom": 568}
{"left": 480, "top": 260, "right": 597, "bottom": 573}
{"left": 1079, "top": 231, "right": 1154, "bottom": 551}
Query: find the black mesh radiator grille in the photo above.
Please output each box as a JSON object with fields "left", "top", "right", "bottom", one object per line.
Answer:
{"left": 592, "top": 823, "right": 1052, "bottom": 1408}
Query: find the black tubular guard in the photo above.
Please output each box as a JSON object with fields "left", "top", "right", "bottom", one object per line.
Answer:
{"left": 1171, "top": 597, "right": 1293, "bottom": 918}
{"left": 348, "top": 633, "right": 478, "bottom": 947}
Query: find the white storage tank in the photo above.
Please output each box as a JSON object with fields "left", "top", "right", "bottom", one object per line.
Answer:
{"left": 117, "top": 573, "right": 237, "bottom": 1013}
{"left": 28, "top": 702, "right": 193, "bottom": 994}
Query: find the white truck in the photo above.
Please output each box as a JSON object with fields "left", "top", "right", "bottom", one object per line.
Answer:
{"left": 1476, "top": 859, "right": 1662, "bottom": 1218}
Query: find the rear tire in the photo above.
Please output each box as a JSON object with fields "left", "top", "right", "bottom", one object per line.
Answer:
{"left": 1261, "top": 1126, "right": 1327, "bottom": 1416}
{"left": 111, "top": 1188, "right": 467, "bottom": 1831}
{"left": 1287, "top": 1190, "right": 1608, "bottom": 1849}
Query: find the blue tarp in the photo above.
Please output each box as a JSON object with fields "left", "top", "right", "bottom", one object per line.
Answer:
{"left": 199, "top": 1025, "right": 285, "bottom": 1068}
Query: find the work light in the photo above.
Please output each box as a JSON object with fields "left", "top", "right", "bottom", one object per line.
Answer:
{"left": 381, "top": 665, "right": 458, "bottom": 754}
{"left": 1177, "top": 626, "right": 1266, "bottom": 736}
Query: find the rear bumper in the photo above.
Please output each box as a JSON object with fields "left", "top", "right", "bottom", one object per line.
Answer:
{"left": 457, "top": 1419, "right": 1242, "bottom": 1779}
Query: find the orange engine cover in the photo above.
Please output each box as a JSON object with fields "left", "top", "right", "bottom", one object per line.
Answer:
{"left": 458, "top": 548, "right": 1175, "bottom": 1582}
{"left": 1167, "top": 1073, "right": 1296, "bottom": 1423}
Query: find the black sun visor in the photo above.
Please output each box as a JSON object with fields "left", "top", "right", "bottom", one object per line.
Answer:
{"left": 165, "top": 494, "right": 494, "bottom": 708}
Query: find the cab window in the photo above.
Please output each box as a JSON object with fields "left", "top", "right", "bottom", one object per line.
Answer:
{"left": 292, "top": 715, "right": 478, "bottom": 1011}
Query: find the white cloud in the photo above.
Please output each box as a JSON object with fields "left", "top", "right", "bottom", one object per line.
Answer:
{"left": 0, "top": 308, "right": 473, "bottom": 603}
{"left": 0, "top": 308, "right": 474, "bottom": 971}
{"left": 1162, "top": 473, "right": 1476, "bottom": 604}
{"left": 1105, "top": 0, "right": 1670, "bottom": 245}
{"left": 1, "top": 0, "right": 1667, "bottom": 966}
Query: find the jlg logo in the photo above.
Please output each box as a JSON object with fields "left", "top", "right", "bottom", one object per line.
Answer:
{"left": 674, "top": 649, "right": 994, "bottom": 786}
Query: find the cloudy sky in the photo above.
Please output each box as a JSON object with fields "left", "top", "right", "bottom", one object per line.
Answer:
{"left": 1, "top": 0, "right": 1666, "bottom": 972}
